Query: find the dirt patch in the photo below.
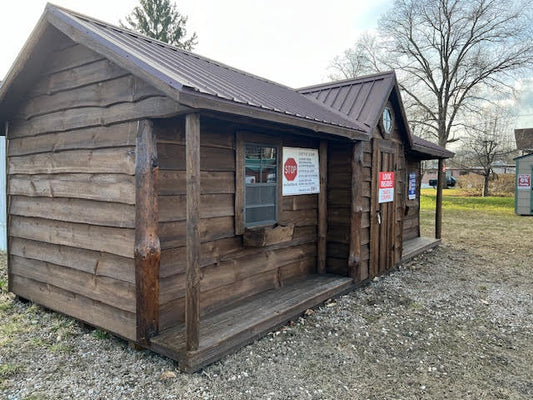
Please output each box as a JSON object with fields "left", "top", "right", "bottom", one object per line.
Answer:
{"left": 1, "top": 209, "right": 532, "bottom": 399}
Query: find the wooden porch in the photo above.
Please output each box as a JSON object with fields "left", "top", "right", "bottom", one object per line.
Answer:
{"left": 150, "top": 274, "right": 353, "bottom": 372}
{"left": 401, "top": 236, "right": 441, "bottom": 262}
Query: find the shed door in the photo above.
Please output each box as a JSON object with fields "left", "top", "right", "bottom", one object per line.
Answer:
{"left": 370, "top": 139, "right": 398, "bottom": 276}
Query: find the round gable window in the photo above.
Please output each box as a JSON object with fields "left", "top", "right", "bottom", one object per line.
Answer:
{"left": 382, "top": 107, "right": 393, "bottom": 135}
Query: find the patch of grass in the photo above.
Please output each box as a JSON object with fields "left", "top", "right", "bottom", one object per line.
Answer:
{"left": 0, "top": 278, "right": 7, "bottom": 292}
{"left": 0, "top": 363, "right": 24, "bottom": 378}
{"left": 420, "top": 188, "right": 514, "bottom": 214}
{"left": 92, "top": 329, "right": 109, "bottom": 340}
{"left": 30, "top": 338, "right": 49, "bottom": 348}
{"left": 49, "top": 343, "right": 74, "bottom": 354}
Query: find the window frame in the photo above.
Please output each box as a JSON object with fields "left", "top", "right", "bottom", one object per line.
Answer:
{"left": 243, "top": 142, "right": 279, "bottom": 228}
{"left": 235, "top": 131, "right": 282, "bottom": 235}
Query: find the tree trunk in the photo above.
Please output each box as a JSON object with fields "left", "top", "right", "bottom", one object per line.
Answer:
{"left": 482, "top": 174, "right": 490, "bottom": 197}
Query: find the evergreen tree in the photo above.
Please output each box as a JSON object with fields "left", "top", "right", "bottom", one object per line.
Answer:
{"left": 121, "top": 0, "right": 197, "bottom": 50}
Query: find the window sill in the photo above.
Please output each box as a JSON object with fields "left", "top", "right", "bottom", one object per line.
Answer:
{"left": 243, "top": 223, "right": 295, "bottom": 247}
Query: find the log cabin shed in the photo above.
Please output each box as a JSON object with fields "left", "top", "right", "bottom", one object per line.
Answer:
{"left": 0, "top": 4, "right": 453, "bottom": 371}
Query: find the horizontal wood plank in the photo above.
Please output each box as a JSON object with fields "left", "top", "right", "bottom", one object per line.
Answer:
{"left": 10, "top": 237, "right": 134, "bottom": 283}
{"left": 11, "top": 275, "right": 136, "bottom": 340}
{"left": 158, "top": 171, "right": 235, "bottom": 195}
{"left": 281, "top": 194, "right": 317, "bottom": 211}
{"left": 159, "top": 216, "right": 234, "bottom": 249}
{"left": 30, "top": 59, "right": 127, "bottom": 97}
{"left": 200, "top": 243, "right": 317, "bottom": 294}
{"left": 159, "top": 194, "right": 234, "bottom": 222}
{"left": 41, "top": 43, "right": 104, "bottom": 76}
{"left": 10, "top": 255, "right": 135, "bottom": 313}
{"left": 8, "top": 173, "right": 135, "bottom": 204}
{"left": 10, "top": 196, "right": 135, "bottom": 228}
{"left": 160, "top": 237, "right": 242, "bottom": 278}
{"left": 10, "top": 216, "right": 134, "bottom": 258}
{"left": 158, "top": 143, "right": 235, "bottom": 171}
{"left": 8, "top": 147, "right": 136, "bottom": 175}
{"left": 19, "top": 76, "right": 163, "bottom": 120}
{"left": 9, "top": 96, "right": 186, "bottom": 138}
{"left": 8, "top": 122, "right": 137, "bottom": 156}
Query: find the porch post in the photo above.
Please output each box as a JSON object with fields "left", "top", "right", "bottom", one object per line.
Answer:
{"left": 348, "top": 141, "right": 364, "bottom": 281}
{"left": 435, "top": 158, "right": 444, "bottom": 239}
{"left": 317, "top": 140, "right": 328, "bottom": 274}
{"left": 135, "top": 120, "right": 161, "bottom": 343}
{"left": 185, "top": 113, "right": 201, "bottom": 351}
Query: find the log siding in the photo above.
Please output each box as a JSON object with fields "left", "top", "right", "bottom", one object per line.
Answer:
{"left": 6, "top": 34, "right": 175, "bottom": 341}
{"left": 156, "top": 116, "right": 320, "bottom": 330}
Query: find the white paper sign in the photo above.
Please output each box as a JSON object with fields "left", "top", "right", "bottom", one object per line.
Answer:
{"left": 282, "top": 147, "right": 320, "bottom": 195}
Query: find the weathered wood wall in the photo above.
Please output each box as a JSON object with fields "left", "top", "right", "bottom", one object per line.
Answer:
{"left": 7, "top": 35, "right": 180, "bottom": 340}
{"left": 403, "top": 159, "right": 421, "bottom": 240}
{"left": 156, "top": 116, "right": 320, "bottom": 330}
{"left": 325, "top": 139, "right": 372, "bottom": 280}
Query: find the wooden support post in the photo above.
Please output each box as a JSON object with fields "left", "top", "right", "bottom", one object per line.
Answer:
{"left": 135, "top": 120, "right": 160, "bottom": 344}
{"left": 348, "top": 141, "right": 364, "bottom": 282}
{"left": 5, "top": 122, "right": 12, "bottom": 293}
{"left": 235, "top": 132, "right": 244, "bottom": 235}
{"left": 317, "top": 140, "right": 328, "bottom": 274}
{"left": 435, "top": 158, "right": 444, "bottom": 239}
{"left": 186, "top": 113, "right": 201, "bottom": 352}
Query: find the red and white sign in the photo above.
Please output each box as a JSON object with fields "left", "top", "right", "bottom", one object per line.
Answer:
{"left": 283, "top": 158, "right": 298, "bottom": 181}
{"left": 517, "top": 174, "right": 531, "bottom": 190}
{"left": 282, "top": 147, "right": 320, "bottom": 195}
{"left": 379, "top": 171, "right": 395, "bottom": 203}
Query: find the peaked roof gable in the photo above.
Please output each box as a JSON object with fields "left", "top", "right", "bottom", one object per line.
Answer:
{"left": 0, "top": 4, "right": 367, "bottom": 140}
{"left": 298, "top": 71, "right": 396, "bottom": 133}
{"left": 299, "top": 71, "right": 454, "bottom": 159}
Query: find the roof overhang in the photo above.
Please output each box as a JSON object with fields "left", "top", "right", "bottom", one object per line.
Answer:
{"left": 0, "top": 4, "right": 368, "bottom": 141}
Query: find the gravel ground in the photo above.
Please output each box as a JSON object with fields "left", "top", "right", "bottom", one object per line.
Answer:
{"left": 1, "top": 215, "right": 532, "bottom": 399}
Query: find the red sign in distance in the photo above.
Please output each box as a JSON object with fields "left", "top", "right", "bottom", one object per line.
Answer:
{"left": 284, "top": 157, "right": 298, "bottom": 181}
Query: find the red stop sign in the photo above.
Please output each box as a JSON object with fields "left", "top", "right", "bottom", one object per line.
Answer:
{"left": 284, "top": 158, "right": 298, "bottom": 181}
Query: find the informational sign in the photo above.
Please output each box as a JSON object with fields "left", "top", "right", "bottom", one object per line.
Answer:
{"left": 408, "top": 172, "right": 416, "bottom": 200}
{"left": 282, "top": 147, "right": 320, "bottom": 195}
{"left": 378, "top": 171, "right": 395, "bottom": 203}
{"left": 517, "top": 174, "right": 531, "bottom": 190}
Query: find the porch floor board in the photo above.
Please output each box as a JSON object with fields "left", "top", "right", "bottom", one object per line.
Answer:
{"left": 402, "top": 236, "right": 441, "bottom": 262}
{"left": 150, "top": 274, "right": 354, "bottom": 372}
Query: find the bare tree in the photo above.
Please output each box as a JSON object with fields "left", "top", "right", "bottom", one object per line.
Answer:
{"left": 381, "top": 0, "right": 532, "bottom": 148}
{"left": 333, "top": 0, "right": 533, "bottom": 148}
{"left": 328, "top": 33, "right": 383, "bottom": 80}
{"left": 454, "top": 106, "right": 517, "bottom": 196}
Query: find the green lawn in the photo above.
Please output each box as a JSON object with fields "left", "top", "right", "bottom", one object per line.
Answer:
{"left": 419, "top": 188, "right": 531, "bottom": 253}
{"left": 420, "top": 188, "right": 515, "bottom": 215}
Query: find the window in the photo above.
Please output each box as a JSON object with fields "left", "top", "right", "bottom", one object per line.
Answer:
{"left": 244, "top": 144, "right": 278, "bottom": 227}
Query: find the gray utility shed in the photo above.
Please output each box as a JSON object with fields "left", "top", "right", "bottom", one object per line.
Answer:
{"left": 0, "top": 4, "right": 453, "bottom": 371}
{"left": 515, "top": 153, "right": 533, "bottom": 215}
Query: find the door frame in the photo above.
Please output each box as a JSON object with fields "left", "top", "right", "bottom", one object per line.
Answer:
{"left": 369, "top": 138, "right": 399, "bottom": 277}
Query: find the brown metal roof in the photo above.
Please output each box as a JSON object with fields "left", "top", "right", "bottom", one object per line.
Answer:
{"left": 299, "top": 72, "right": 453, "bottom": 159}
{"left": 514, "top": 128, "right": 533, "bottom": 150}
{"left": 410, "top": 136, "right": 454, "bottom": 160}
{"left": 298, "top": 71, "right": 396, "bottom": 134}
{"left": 0, "top": 4, "right": 367, "bottom": 140}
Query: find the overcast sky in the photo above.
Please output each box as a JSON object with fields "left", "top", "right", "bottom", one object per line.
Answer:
{"left": 1, "top": 0, "right": 532, "bottom": 127}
